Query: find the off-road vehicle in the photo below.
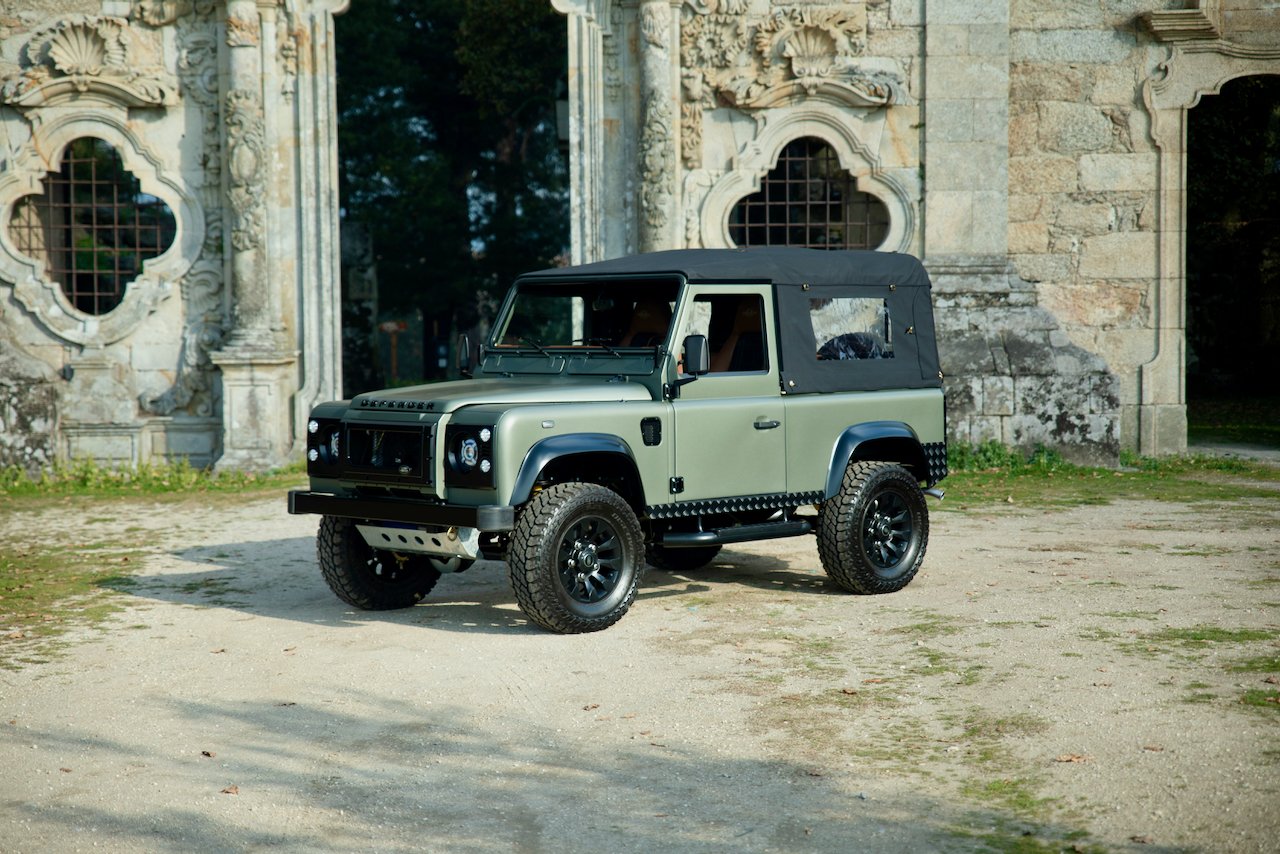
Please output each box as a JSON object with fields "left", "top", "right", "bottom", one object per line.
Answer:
{"left": 288, "top": 248, "right": 947, "bottom": 633}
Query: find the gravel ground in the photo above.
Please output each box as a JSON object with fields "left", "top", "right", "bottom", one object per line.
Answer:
{"left": 1, "top": 490, "right": 1278, "bottom": 853}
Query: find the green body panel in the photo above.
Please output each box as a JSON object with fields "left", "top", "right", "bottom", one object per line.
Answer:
{"left": 664, "top": 284, "right": 786, "bottom": 501}
{"left": 301, "top": 264, "right": 946, "bottom": 520}
{"left": 782, "top": 388, "right": 945, "bottom": 494}
{"left": 451, "top": 400, "right": 673, "bottom": 507}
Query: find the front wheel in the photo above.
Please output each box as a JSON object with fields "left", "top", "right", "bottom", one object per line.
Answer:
{"left": 817, "top": 461, "right": 929, "bottom": 594}
{"left": 317, "top": 515, "right": 442, "bottom": 610}
{"left": 508, "top": 482, "right": 645, "bottom": 633}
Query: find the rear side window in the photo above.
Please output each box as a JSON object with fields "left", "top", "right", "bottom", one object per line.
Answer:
{"left": 810, "top": 297, "right": 893, "bottom": 360}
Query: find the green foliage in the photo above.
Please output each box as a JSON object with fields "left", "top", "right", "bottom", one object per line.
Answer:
{"left": 942, "top": 441, "right": 1280, "bottom": 508}
{"left": 0, "top": 458, "right": 304, "bottom": 499}
{"left": 947, "top": 441, "right": 1066, "bottom": 473}
{"left": 336, "top": 0, "right": 568, "bottom": 320}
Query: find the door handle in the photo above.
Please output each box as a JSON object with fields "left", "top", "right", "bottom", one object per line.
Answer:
{"left": 753, "top": 419, "right": 781, "bottom": 430}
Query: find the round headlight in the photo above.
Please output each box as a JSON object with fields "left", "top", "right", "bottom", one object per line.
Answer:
{"left": 479, "top": 427, "right": 492, "bottom": 443}
{"left": 308, "top": 419, "right": 319, "bottom": 434}
{"left": 459, "top": 437, "right": 479, "bottom": 469}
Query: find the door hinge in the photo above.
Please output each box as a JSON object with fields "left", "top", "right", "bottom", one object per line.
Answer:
{"left": 669, "top": 476, "right": 685, "bottom": 494}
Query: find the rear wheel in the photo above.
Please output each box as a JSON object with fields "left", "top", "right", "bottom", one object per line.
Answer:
{"left": 508, "top": 482, "right": 645, "bottom": 633}
{"left": 817, "top": 461, "right": 928, "bottom": 594}
{"left": 645, "top": 544, "right": 722, "bottom": 572}
{"left": 317, "top": 516, "right": 442, "bottom": 610}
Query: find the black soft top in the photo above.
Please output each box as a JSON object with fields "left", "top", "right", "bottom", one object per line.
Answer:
{"left": 520, "top": 248, "right": 940, "bottom": 395}
{"left": 520, "top": 248, "right": 931, "bottom": 289}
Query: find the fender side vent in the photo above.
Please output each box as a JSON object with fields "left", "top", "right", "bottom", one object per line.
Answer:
{"left": 641, "top": 417, "right": 662, "bottom": 446}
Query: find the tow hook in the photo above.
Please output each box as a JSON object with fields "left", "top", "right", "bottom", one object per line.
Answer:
{"left": 923, "top": 488, "right": 945, "bottom": 502}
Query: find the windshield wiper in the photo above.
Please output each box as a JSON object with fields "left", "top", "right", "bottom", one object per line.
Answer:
{"left": 573, "top": 337, "right": 622, "bottom": 358}
{"left": 518, "top": 336, "right": 553, "bottom": 357}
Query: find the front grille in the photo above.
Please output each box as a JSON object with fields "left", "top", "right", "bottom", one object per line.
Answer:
{"left": 344, "top": 424, "right": 431, "bottom": 484}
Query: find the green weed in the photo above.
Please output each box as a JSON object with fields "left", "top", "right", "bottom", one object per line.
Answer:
{"left": 942, "top": 442, "right": 1280, "bottom": 509}
{"left": 1238, "top": 689, "right": 1280, "bottom": 711}
{"left": 0, "top": 457, "right": 305, "bottom": 500}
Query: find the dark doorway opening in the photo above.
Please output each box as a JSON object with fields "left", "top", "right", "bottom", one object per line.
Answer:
{"left": 1186, "top": 75, "right": 1280, "bottom": 448}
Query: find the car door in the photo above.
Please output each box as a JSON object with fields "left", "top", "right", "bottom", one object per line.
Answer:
{"left": 669, "top": 286, "right": 785, "bottom": 502}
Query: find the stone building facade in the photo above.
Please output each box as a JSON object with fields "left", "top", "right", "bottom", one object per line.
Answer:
{"left": 551, "top": 0, "right": 1280, "bottom": 461}
{"left": 0, "top": 0, "right": 345, "bottom": 471}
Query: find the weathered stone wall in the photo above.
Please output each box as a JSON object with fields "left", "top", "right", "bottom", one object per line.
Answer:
{"left": 0, "top": 323, "right": 57, "bottom": 472}
{"left": 553, "top": 0, "right": 1279, "bottom": 461}
{"left": 0, "top": 0, "right": 346, "bottom": 470}
{"left": 1007, "top": 0, "right": 1165, "bottom": 457}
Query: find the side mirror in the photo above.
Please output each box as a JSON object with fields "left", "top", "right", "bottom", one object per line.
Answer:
{"left": 456, "top": 333, "right": 473, "bottom": 378}
{"left": 666, "top": 334, "right": 708, "bottom": 400}
{"left": 682, "top": 334, "right": 710, "bottom": 376}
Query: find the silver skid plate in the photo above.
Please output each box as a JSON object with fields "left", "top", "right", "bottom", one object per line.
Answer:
{"left": 356, "top": 524, "right": 481, "bottom": 560}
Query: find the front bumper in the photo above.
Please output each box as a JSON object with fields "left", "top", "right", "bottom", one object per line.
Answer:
{"left": 287, "top": 490, "right": 515, "bottom": 532}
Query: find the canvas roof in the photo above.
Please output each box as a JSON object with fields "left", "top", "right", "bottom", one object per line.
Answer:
{"left": 520, "top": 248, "right": 931, "bottom": 289}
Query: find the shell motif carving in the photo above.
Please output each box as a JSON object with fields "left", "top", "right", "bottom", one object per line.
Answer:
{"left": 0, "top": 15, "right": 177, "bottom": 107}
{"left": 48, "top": 21, "right": 119, "bottom": 76}
{"left": 783, "top": 26, "right": 837, "bottom": 88}
{"left": 679, "top": 4, "right": 902, "bottom": 110}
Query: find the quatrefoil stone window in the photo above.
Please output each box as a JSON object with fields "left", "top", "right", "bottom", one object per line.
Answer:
{"left": 8, "top": 137, "right": 177, "bottom": 316}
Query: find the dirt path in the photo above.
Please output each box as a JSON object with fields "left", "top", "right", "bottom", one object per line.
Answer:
{"left": 1, "top": 492, "right": 1278, "bottom": 853}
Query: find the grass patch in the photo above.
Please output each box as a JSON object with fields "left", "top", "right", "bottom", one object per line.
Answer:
{"left": 951, "top": 826, "right": 1105, "bottom": 854}
{"left": 960, "top": 778, "right": 1051, "bottom": 815}
{"left": 0, "top": 541, "right": 141, "bottom": 670}
{"left": 942, "top": 441, "right": 1280, "bottom": 509}
{"left": 1143, "top": 626, "right": 1275, "bottom": 648}
{"left": 0, "top": 457, "right": 305, "bottom": 502}
{"left": 1239, "top": 689, "right": 1280, "bottom": 711}
{"left": 1228, "top": 655, "right": 1280, "bottom": 674}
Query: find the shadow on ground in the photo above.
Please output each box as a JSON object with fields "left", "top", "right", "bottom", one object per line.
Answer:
{"left": 8, "top": 691, "right": 1148, "bottom": 853}
{"left": 102, "top": 539, "right": 840, "bottom": 636}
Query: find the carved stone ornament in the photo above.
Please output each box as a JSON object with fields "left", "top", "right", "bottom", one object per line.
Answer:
{"left": 141, "top": 259, "right": 224, "bottom": 417}
{"left": 225, "top": 89, "right": 266, "bottom": 251}
{"left": 679, "top": 4, "right": 905, "bottom": 111}
{"left": 639, "top": 93, "right": 675, "bottom": 232}
{"left": 226, "top": 11, "right": 261, "bottom": 47}
{"left": 129, "top": 0, "right": 217, "bottom": 28}
{"left": 0, "top": 16, "right": 178, "bottom": 108}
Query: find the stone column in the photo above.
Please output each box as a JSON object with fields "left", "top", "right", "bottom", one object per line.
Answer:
{"left": 922, "top": 0, "right": 1009, "bottom": 264}
{"left": 636, "top": 0, "right": 678, "bottom": 252}
{"left": 552, "top": 0, "right": 608, "bottom": 264}
{"left": 211, "top": 0, "right": 298, "bottom": 470}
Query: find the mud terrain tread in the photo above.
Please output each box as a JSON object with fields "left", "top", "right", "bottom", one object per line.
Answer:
{"left": 817, "top": 460, "right": 929, "bottom": 595}
{"left": 317, "top": 515, "right": 440, "bottom": 610}
{"left": 508, "top": 482, "right": 644, "bottom": 633}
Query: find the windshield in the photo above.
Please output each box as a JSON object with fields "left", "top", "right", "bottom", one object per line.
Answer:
{"left": 493, "top": 278, "right": 680, "bottom": 349}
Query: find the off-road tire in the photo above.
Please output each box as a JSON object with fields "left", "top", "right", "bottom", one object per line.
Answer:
{"left": 317, "top": 515, "right": 442, "bottom": 610}
{"left": 817, "top": 460, "right": 929, "bottom": 594}
{"left": 508, "top": 482, "right": 645, "bottom": 633}
{"left": 645, "top": 544, "right": 722, "bottom": 572}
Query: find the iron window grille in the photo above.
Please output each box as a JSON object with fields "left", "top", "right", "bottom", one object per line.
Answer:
{"left": 8, "top": 137, "right": 176, "bottom": 316}
{"left": 729, "top": 137, "right": 890, "bottom": 250}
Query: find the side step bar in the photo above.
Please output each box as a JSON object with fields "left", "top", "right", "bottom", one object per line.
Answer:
{"left": 660, "top": 518, "right": 813, "bottom": 548}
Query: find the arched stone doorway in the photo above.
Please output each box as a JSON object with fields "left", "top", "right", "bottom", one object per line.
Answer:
{"left": 1185, "top": 75, "right": 1280, "bottom": 445}
{"left": 1141, "top": 5, "right": 1280, "bottom": 455}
